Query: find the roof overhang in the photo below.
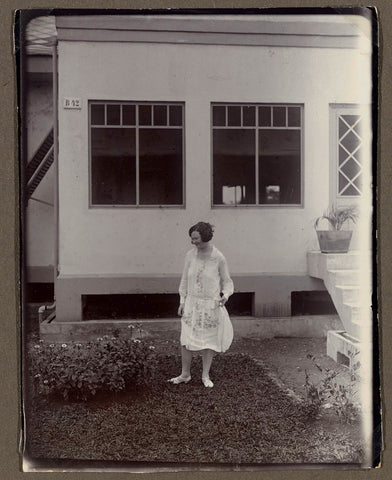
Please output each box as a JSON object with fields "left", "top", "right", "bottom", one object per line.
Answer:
{"left": 55, "top": 14, "right": 372, "bottom": 51}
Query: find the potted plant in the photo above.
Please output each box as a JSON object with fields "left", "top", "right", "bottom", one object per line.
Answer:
{"left": 314, "top": 204, "right": 358, "bottom": 253}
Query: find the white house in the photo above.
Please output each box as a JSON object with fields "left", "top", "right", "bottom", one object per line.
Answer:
{"left": 24, "top": 13, "right": 373, "bottom": 363}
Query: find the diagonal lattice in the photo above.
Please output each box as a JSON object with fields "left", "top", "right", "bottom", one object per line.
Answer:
{"left": 338, "top": 115, "right": 363, "bottom": 196}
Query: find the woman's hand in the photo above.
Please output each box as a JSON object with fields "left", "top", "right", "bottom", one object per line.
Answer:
{"left": 178, "top": 304, "right": 185, "bottom": 316}
{"left": 219, "top": 296, "right": 228, "bottom": 307}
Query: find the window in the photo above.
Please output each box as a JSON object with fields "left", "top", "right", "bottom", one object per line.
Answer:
{"left": 89, "top": 102, "right": 184, "bottom": 206}
{"left": 337, "top": 113, "right": 364, "bottom": 197}
{"left": 212, "top": 103, "right": 302, "bottom": 206}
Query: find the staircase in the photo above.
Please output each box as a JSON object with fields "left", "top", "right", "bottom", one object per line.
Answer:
{"left": 26, "top": 129, "right": 54, "bottom": 199}
{"left": 307, "top": 250, "right": 373, "bottom": 373}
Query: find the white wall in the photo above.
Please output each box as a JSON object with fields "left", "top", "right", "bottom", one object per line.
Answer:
{"left": 57, "top": 39, "right": 371, "bottom": 276}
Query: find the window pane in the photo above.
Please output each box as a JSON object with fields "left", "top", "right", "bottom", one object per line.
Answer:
{"left": 122, "top": 105, "right": 135, "bottom": 125}
{"left": 339, "top": 175, "right": 361, "bottom": 196}
{"left": 91, "top": 104, "right": 105, "bottom": 125}
{"left": 258, "top": 106, "right": 271, "bottom": 127}
{"left": 288, "top": 107, "right": 301, "bottom": 127}
{"left": 243, "top": 106, "right": 255, "bottom": 126}
{"left": 341, "top": 114, "right": 361, "bottom": 128}
{"left": 258, "top": 130, "right": 301, "bottom": 204}
{"left": 341, "top": 158, "right": 361, "bottom": 179}
{"left": 339, "top": 172, "right": 347, "bottom": 194}
{"left": 153, "top": 105, "right": 167, "bottom": 126}
{"left": 227, "top": 106, "right": 241, "bottom": 126}
{"left": 169, "top": 105, "right": 183, "bottom": 126}
{"left": 91, "top": 128, "right": 136, "bottom": 205}
{"left": 340, "top": 129, "right": 361, "bottom": 155}
{"left": 344, "top": 184, "right": 360, "bottom": 196}
{"left": 338, "top": 154, "right": 362, "bottom": 197}
{"left": 107, "top": 104, "right": 121, "bottom": 125}
{"left": 139, "top": 105, "right": 152, "bottom": 125}
{"left": 339, "top": 115, "right": 361, "bottom": 139}
{"left": 273, "top": 107, "right": 286, "bottom": 127}
{"left": 339, "top": 145, "right": 362, "bottom": 168}
{"left": 139, "top": 129, "right": 183, "bottom": 205}
{"left": 213, "top": 105, "right": 226, "bottom": 126}
{"left": 352, "top": 175, "right": 362, "bottom": 192}
{"left": 213, "top": 129, "right": 255, "bottom": 205}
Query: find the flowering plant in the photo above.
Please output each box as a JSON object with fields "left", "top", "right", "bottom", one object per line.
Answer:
{"left": 28, "top": 329, "right": 156, "bottom": 401}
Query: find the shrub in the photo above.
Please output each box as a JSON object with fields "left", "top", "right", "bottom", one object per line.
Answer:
{"left": 303, "top": 354, "right": 360, "bottom": 424}
{"left": 28, "top": 329, "right": 157, "bottom": 401}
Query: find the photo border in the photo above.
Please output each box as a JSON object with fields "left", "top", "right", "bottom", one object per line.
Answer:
{"left": 1, "top": 1, "right": 388, "bottom": 479}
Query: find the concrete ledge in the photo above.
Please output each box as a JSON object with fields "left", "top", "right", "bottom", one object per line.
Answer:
{"left": 231, "top": 315, "right": 343, "bottom": 339}
{"left": 307, "top": 250, "right": 363, "bottom": 279}
{"left": 327, "top": 330, "right": 359, "bottom": 364}
{"left": 40, "top": 318, "right": 148, "bottom": 342}
{"left": 41, "top": 314, "right": 343, "bottom": 342}
{"left": 326, "top": 330, "right": 372, "bottom": 379}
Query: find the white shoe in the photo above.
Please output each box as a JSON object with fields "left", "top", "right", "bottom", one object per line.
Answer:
{"left": 202, "top": 377, "right": 214, "bottom": 388}
{"left": 168, "top": 375, "right": 191, "bottom": 384}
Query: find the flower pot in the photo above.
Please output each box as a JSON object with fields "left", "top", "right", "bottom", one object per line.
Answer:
{"left": 316, "top": 230, "right": 353, "bottom": 254}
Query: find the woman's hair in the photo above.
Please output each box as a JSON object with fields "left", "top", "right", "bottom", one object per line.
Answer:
{"left": 189, "top": 222, "right": 214, "bottom": 242}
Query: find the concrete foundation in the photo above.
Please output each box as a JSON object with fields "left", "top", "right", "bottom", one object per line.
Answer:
{"left": 55, "top": 273, "right": 325, "bottom": 322}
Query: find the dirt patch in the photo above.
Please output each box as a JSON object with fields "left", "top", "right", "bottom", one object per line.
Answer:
{"left": 231, "top": 336, "right": 352, "bottom": 397}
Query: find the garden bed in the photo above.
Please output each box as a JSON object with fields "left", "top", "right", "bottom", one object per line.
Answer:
{"left": 25, "top": 352, "right": 363, "bottom": 466}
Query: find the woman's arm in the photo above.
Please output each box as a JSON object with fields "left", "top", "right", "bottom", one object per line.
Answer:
{"left": 219, "top": 255, "right": 234, "bottom": 304}
{"left": 179, "top": 251, "right": 191, "bottom": 305}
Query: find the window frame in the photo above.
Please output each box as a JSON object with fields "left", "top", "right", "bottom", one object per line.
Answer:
{"left": 88, "top": 100, "right": 186, "bottom": 209}
{"left": 334, "top": 106, "right": 366, "bottom": 199}
{"left": 210, "top": 102, "right": 304, "bottom": 208}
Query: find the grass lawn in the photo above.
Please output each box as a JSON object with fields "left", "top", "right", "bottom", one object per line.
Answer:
{"left": 25, "top": 352, "right": 364, "bottom": 466}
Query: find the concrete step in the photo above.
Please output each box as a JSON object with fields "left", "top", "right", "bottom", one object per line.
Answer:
{"left": 329, "top": 301, "right": 369, "bottom": 338}
{"left": 308, "top": 251, "right": 371, "bottom": 279}
{"left": 341, "top": 303, "right": 373, "bottom": 339}
{"left": 335, "top": 285, "right": 361, "bottom": 304}
{"left": 335, "top": 286, "right": 372, "bottom": 307}
{"left": 324, "top": 252, "right": 363, "bottom": 270}
{"left": 348, "top": 304, "right": 373, "bottom": 325}
{"left": 308, "top": 250, "right": 373, "bottom": 343}
{"left": 328, "top": 269, "right": 372, "bottom": 287}
{"left": 338, "top": 305, "right": 360, "bottom": 339}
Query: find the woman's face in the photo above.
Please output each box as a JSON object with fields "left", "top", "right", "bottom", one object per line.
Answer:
{"left": 190, "top": 231, "right": 205, "bottom": 249}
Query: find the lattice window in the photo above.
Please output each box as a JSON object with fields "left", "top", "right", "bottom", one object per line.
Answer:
{"left": 338, "top": 114, "right": 363, "bottom": 196}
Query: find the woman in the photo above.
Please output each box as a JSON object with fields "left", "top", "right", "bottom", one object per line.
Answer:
{"left": 168, "top": 222, "right": 234, "bottom": 388}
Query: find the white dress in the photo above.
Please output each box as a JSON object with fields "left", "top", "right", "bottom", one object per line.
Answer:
{"left": 179, "top": 246, "right": 234, "bottom": 352}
